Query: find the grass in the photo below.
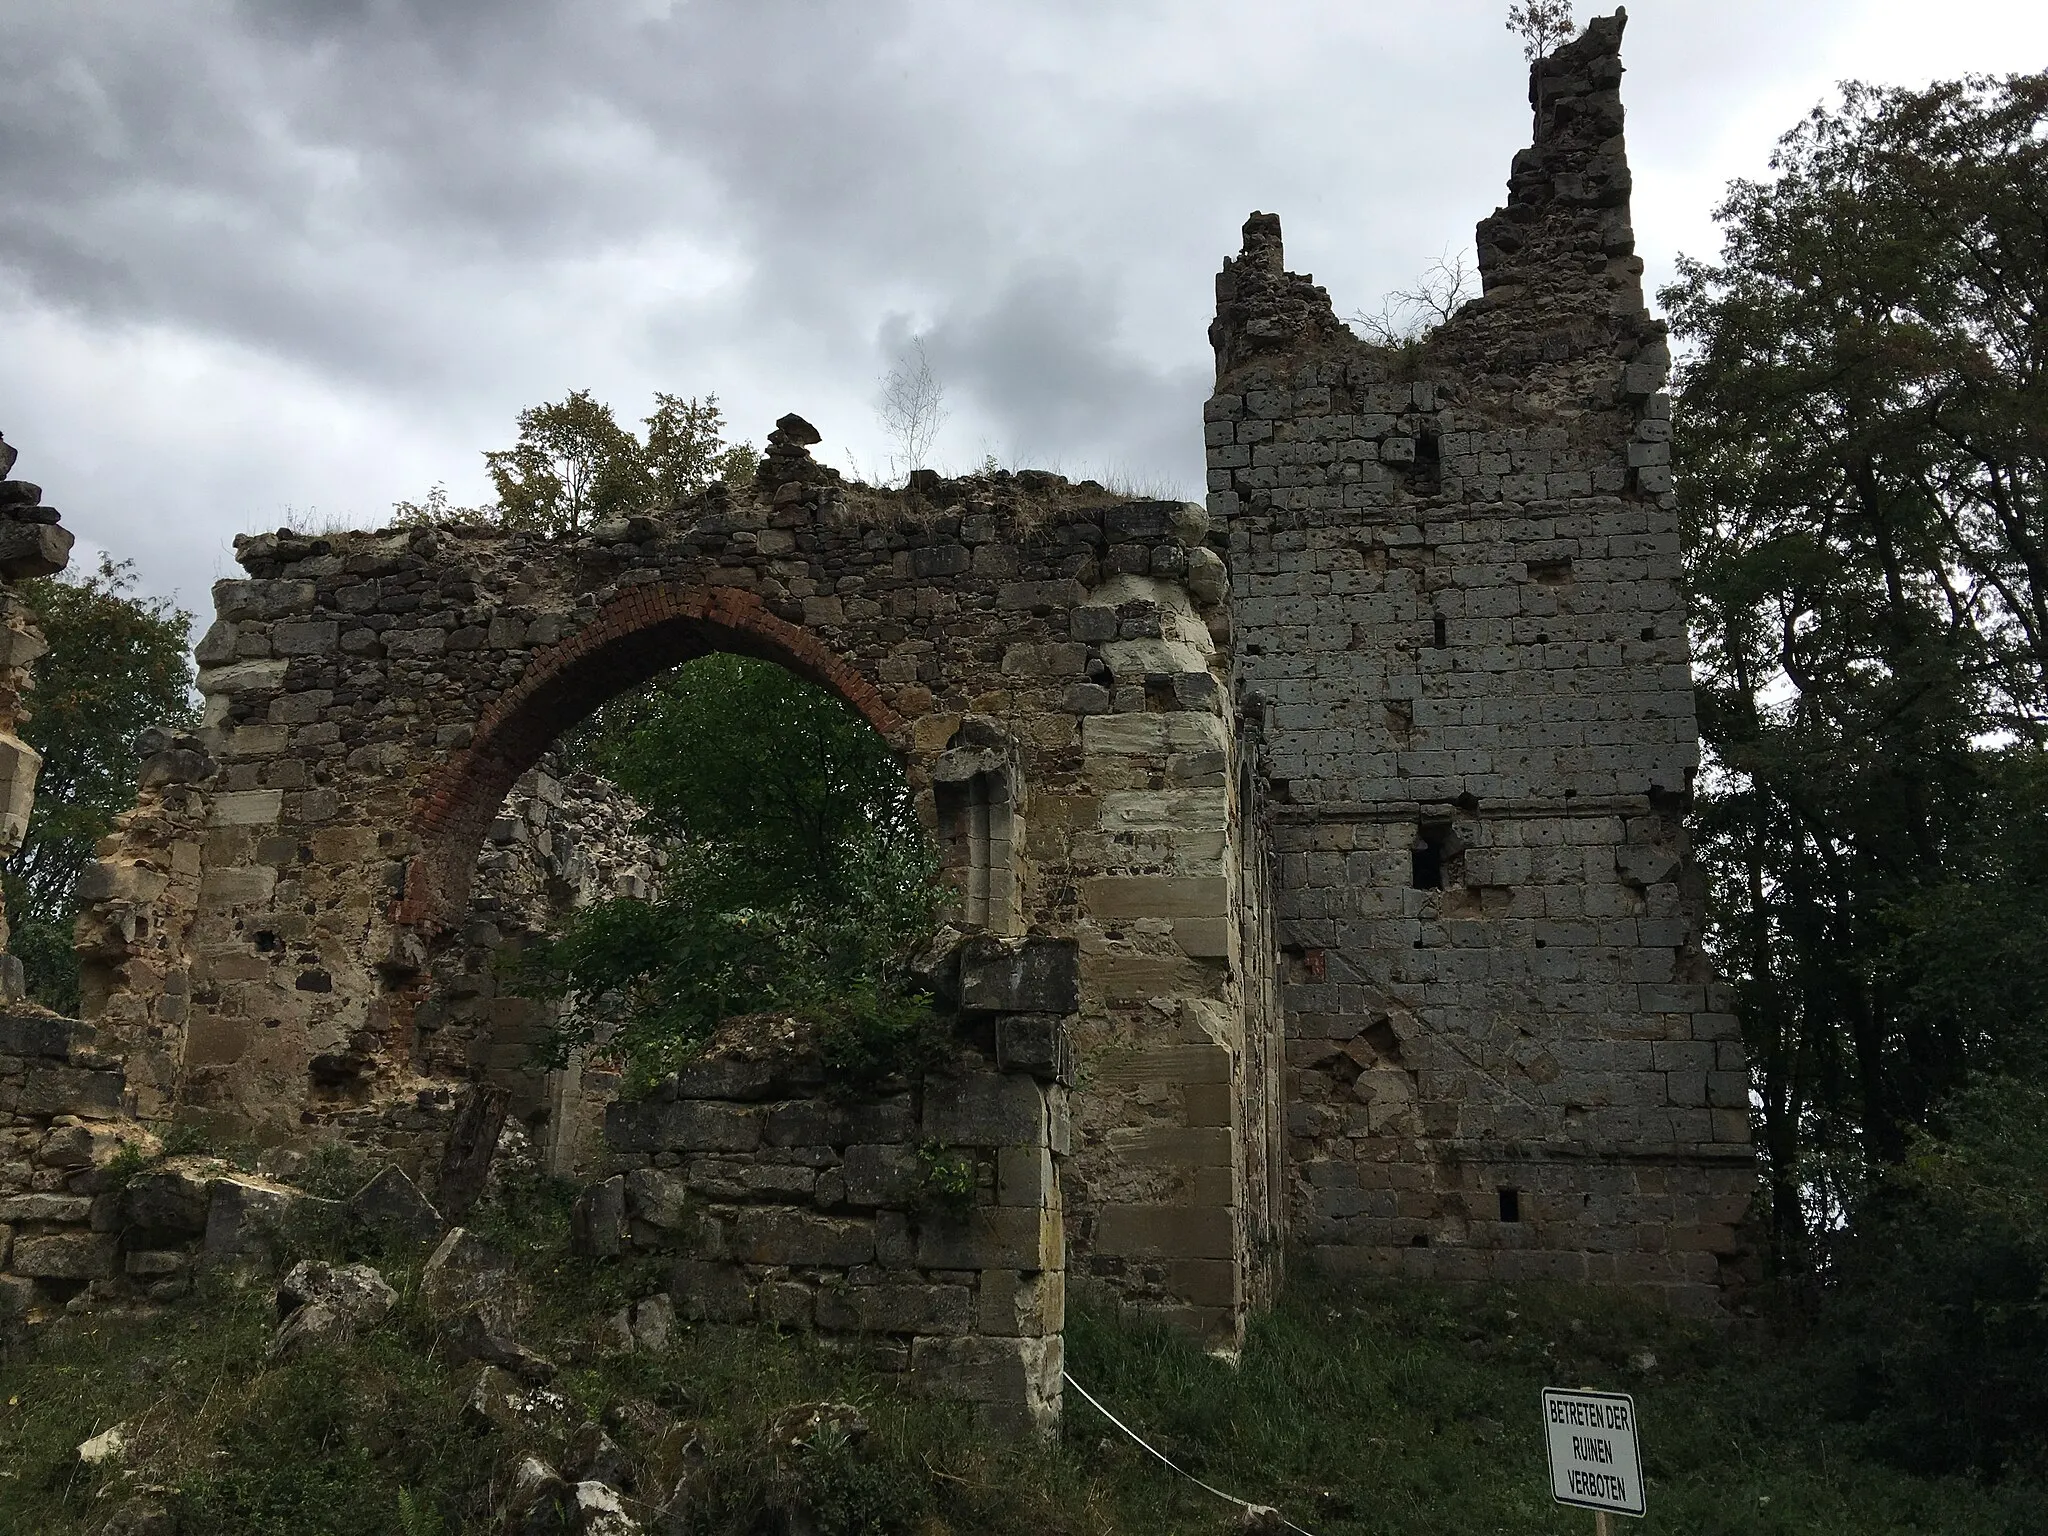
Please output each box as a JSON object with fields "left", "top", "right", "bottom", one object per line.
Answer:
{"left": 0, "top": 1178, "right": 2040, "bottom": 1535}
{"left": 1067, "top": 1277, "right": 2045, "bottom": 1535}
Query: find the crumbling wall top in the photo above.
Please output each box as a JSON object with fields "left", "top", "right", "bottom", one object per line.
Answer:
{"left": 1208, "top": 10, "right": 1659, "bottom": 397}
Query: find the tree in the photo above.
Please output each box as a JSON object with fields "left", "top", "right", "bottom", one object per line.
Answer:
{"left": 390, "top": 482, "right": 493, "bottom": 526}
{"left": 1351, "top": 250, "right": 1476, "bottom": 347}
{"left": 482, "top": 389, "right": 648, "bottom": 535}
{"left": 643, "top": 393, "right": 760, "bottom": 504}
{"left": 878, "top": 338, "right": 947, "bottom": 482}
{"left": 1505, "top": 1, "right": 1575, "bottom": 62}
{"left": 1666, "top": 71, "right": 2048, "bottom": 1429}
{"left": 4, "top": 558, "right": 194, "bottom": 1012}
{"left": 409, "top": 390, "right": 758, "bottom": 532}
{"left": 522, "top": 655, "right": 938, "bottom": 1086}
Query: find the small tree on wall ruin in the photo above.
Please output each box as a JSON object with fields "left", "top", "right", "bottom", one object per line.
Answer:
{"left": 485, "top": 389, "right": 648, "bottom": 534}
{"left": 476, "top": 390, "right": 759, "bottom": 534}
{"left": 1506, "top": 0, "right": 1576, "bottom": 61}
{"left": 878, "top": 338, "right": 948, "bottom": 482}
{"left": 1350, "top": 250, "right": 1478, "bottom": 348}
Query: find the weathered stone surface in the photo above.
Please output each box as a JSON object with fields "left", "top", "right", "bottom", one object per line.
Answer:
{"left": 730, "top": 1209, "right": 873, "bottom": 1268}
{"left": 0, "top": 1009, "right": 80, "bottom": 1059}
{"left": 622, "top": 1168, "right": 689, "bottom": 1231}
{"left": 668, "top": 1259, "right": 755, "bottom": 1323}
{"left": 605, "top": 1100, "right": 762, "bottom": 1154}
{"left": 909, "top": 1334, "right": 1062, "bottom": 1436}
{"left": 419, "top": 1225, "right": 518, "bottom": 1322}
{"left": 763, "top": 1098, "right": 913, "bottom": 1148}
{"left": 439, "top": 1305, "right": 557, "bottom": 1384}
{"left": 507, "top": 1456, "right": 573, "bottom": 1534}
{"left": 460, "top": 1368, "right": 532, "bottom": 1441}
{"left": 568, "top": 1481, "right": 642, "bottom": 1536}
{"left": 629, "top": 1293, "right": 675, "bottom": 1353}
{"left": 0, "top": 733, "right": 40, "bottom": 855}
{"left": 77, "top": 1423, "right": 127, "bottom": 1464}
{"left": 915, "top": 1205, "right": 1059, "bottom": 1272}
{"left": 0, "top": 520, "right": 73, "bottom": 580}
{"left": 40, "top": 1116, "right": 154, "bottom": 1170}
{"left": 124, "top": 1250, "right": 186, "bottom": 1278}
{"left": 1202, "top": 7, "right": 1751, "bottom": 1301}
{"left": 957, "top": 936, "right": 1079, "bottom": 1016}
{"left": 0, "top": 1193, "right": 93, "bottom": 1223}
{"left": 271, "top": 1259, "right": 398, "bottom": 1358}
{"left": 98, "top": 1497, "right": 173, "bottom": 1536}
{"left": 346, "top": 1166, "right": 447, "bottom": 1245}
{"left": 201, "top": 1176, "right": 320, "bottom": 1267}
{"left": 921, "top": 1072, "right": 1047, "bottom": 1149}
{"left": 11, "top": 1230, "right": 117, "bottom": 1279}
{"left": 572, "top": 1175, "right": 626, "bottom": 1258}
{"left": 995, "top": 1014, "right": 1075, "bottom": 1086}
{"left": 840, "top": 1143, "right": 921, "bottom": 1207}
{"left": 9, "top": 1064, "right": 124, "bottom": 1119}
{"left": 0, "top": 1274, "right": 37, "bottom": 1316}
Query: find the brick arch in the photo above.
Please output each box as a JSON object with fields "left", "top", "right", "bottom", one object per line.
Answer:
{"left": 396, "top": 581, "right": 905, "bottom": 935}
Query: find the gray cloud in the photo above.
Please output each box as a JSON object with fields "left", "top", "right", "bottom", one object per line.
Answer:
{"left": 2, "top": 0, "right": 2040, "bottom": 612}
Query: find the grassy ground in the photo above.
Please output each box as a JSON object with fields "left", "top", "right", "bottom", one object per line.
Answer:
{"left": 0, "top": 1179, "right": 2040, "bottom": 1534}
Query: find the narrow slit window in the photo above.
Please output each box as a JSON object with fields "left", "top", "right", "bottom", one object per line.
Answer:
{"left": 1411, "top": 821, "right": 1451, "bottom": 890}
{"left": 1498, "top": 1187, "right": 1521, "bottom": 1223}
{"left": 935, "top": 765, "right": 1019, "bottom": 933}
{"left": 1432, "top": 611, "right": 1448, "bottom": 648}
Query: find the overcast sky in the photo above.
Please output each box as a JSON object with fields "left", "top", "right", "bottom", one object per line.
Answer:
{"left": 2, "top": 0, "right": 2044, "bottom": 616}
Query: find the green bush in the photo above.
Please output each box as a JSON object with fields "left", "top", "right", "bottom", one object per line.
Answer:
{"left": 1811, "top": 1071, "right": 2048, "bottom": 1478}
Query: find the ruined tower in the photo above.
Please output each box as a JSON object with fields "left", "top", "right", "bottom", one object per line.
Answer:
{"left": 1208, "top": 11, "right": 1752, "bottom": 1309}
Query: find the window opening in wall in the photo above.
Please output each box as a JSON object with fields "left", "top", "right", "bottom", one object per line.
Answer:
{"left": 1432, "top": 611, "right": 1448, "bottom": 648}
{"left": 1415, "top": 426, "right": 1442, "bottom": 493}
{"left": 1410, "top": 1233, "right": 1430, "bottom": 1247}
{"left": 1412, "top": 820, "right": 1452, "bottom": 889}
{"left": 1498, "top": 1187, "right": 1521, "bottom": 1223}
{"left": 934, "top": 730, "right": 1022, "bottom": 935}
{"left": 935, "top": 766, "right": 1019, "bottom": 932}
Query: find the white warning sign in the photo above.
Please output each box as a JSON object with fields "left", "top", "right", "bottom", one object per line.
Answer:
{"left": 1541, "top": 1388, "right": 1646, "bottom": 1517}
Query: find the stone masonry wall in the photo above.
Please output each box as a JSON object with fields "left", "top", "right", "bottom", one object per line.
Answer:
{"left": 410, "top": 760, "right": 658, "bottom": 1178}
{"left": 77, "top": 442, "right": 1275, "bottom": 1342}
{"left": 0, "top": 430, "right": 169, "bottom": 1323}
{"left": 1207, "top": 12, "right": 1752, "bottom": 1310}
{"left": 0, "top": 430, "right": 77, "bottom": 978}
{"left": 587, "top": 935, "right": 1074, "bottom": 1436}
{"left": 0, "top": 1010, "right": 148, "bottom": 1315}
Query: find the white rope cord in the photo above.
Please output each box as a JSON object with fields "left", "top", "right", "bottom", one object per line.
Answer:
{"left": 1062, "top": 1371, "right": 1324, "bottom": 1536}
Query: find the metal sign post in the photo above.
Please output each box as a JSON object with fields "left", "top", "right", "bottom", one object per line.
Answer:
{"left": 1541, "top": 1387, "right": 1645, "bottom": 1526}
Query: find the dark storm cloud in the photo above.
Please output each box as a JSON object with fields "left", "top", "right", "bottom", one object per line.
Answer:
{"left": 1, "top": 0, "right": 1152, "bottom": 384}
{"left": 0, "top": 0, "right": 1530, "bottom": 606}
{"left": 11, "top": 0, "right": 2029, "bottom": 614}
{"left": 2, "top": 0, "right": 738, "bottom": 380}
{"left": 922, "top": 263, "right": 1209, "bottom": 488}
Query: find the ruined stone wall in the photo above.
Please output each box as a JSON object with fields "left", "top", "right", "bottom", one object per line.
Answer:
{"left": 591, "top": 937, "right": 1074, "bottom": 1436}
{"left": 412, "top": 760, "right": 658, "bottom": 1178}
{"left": 1208, "top": 13, "right": 1751, "bottom": 1310}
{"left": 78, "top": 447, "right": 1274, "bottom": 1341}
{"left": 0, "top": 430, "right": 77, "bottom": 978}
{"left": 0, "top": 431, "right": 160, "bottom": 1321}
{"left": 0, "top": 1010, "right": 150, "bottom": 1313}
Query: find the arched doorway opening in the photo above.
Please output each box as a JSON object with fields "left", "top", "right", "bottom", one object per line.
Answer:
{"left": 383, "top": 587, "right": 932, "bottom": 1175}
